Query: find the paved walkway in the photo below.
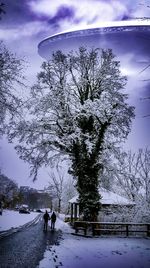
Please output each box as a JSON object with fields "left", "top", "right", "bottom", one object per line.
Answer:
{"left": 0, "top": 217, "right": 61, "bottom": 268}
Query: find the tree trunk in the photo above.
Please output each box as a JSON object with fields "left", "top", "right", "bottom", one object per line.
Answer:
{"left": 58, "top": 198, "right": 61, "bottom": 213}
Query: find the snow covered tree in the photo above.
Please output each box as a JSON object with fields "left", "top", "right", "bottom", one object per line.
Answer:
{"left": 114, "top": 148, "right": 150, "bottom": 203}
{"left": 138, "top": 148, "right": 150, "bottom": 203}
{"left": 0, "top": 173, "right": 19, "bottom": 208}
{"left": 48, "top": 161, "right": 76, "bottom": 213}
{"left": 114, "top": 150, "right": 142, "bottom": 201}
{"left": 48, "top": 165, "right": 65, "bottom": 213}
{"left": 0, "top": 41, "right": 25, "bottom": 136}
{"left": 8, "top": 47, "right": 134, "bottom": 221}
{"left": 62, "top": 176, "right": 77, "bottom": 213}
{"left": 112, "top": 148, "right": 150, "bottom": 223}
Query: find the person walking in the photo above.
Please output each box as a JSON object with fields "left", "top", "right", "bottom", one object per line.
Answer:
{"left": 43, "top": 210, "right": 50, "bottom": 231}
{"left": 51, "top": 211, "right": 56, "bottom": 230}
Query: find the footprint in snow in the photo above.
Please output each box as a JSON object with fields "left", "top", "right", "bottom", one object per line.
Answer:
{"left": 112, "top": 250, "right": 122, "bottom": 255}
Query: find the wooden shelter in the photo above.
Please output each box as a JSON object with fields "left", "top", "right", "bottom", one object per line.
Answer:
{"left": 69, "top": 188, "right": 135, "bottom": 223}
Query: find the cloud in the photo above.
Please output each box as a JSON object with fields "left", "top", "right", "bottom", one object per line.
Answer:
{"left": 29, "top": 0, "right": 72, "bottom": 17}
{"left": 2, "top": 0, "right": 149, "bottom": 44}
{"left": 0, "top": 21, "right": 50, "bottom": 41}
{"left": 1, "top": 0, "right": 35, "bottom": 25}
{"left": 28, "top": 0, "right": 130, "bottom": 31}
{"left": 2, "top": 1, "right": 149, "bottom": 39}
{"left": 133, "top": 4, "right": 150, "bottom": 18}
{"left": 48, "top": 5, "right": 75, "bottom": 25}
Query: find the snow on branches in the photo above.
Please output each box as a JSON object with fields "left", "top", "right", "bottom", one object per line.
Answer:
{"left": 0, "top": 42, "right": 25, "bottom": 136}
{"left": 8, "top": 47, "right": 135, "bottom": 220}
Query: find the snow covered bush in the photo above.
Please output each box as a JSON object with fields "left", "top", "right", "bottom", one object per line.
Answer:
{"left": 98, "top": 202, "right": 150, "bottom": 223}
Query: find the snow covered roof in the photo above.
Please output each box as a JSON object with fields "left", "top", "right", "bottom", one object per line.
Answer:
{"left": 21, "top": 204, "right": 29, "bottom": 208}
{"left": 69, "top": 188, "right": 135, "bottom": 206}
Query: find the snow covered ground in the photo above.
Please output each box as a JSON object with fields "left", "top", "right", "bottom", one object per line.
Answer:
{"left": 0, "top": 209, "right": 39, "bottom": 231}
{"left": 1, "top": 211, "right": 150, "bottom": 267}
{"left": 38, "top": 215, "right": 150, "bottom": 268}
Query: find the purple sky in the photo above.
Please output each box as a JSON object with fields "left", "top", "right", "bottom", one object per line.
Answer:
{"left": 0, "top": 0, "right": 150, "bottom": 189}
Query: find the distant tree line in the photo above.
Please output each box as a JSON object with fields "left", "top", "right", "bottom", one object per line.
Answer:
{"left": 20, "top": 186, "right": 52, "bottom": 210}
{"left": 0, "top": 172, "right": 19, "bottom": 208}
{"left": 0, "top": 173, "right": 53, "bottom": 210}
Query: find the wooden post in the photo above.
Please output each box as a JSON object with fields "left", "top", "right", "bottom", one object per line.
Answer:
{"left": 147, "top": 224, "right": 150, "bottom": 237}
{"left": 77, "top": 204, "right": 79, "bottom": 220}
{"left": 126, "top": 225, "right": 129, "bottom": 236}
{"left": 71, "top": 203, "right": 73, "bottom": 223}
{"left": 74, "top": 203, "right": 77, "bottom": 221}
{"left": 84, "top": 222, "right": 87, "bottom": 236}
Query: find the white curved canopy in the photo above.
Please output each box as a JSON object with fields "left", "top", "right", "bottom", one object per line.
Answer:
{"left": 38, "top": 20, "right": 150, "bottom": 78}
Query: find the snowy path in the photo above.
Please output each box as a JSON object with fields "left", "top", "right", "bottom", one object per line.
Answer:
{"left": 0, "top": 216, "right": 61, "bottom": 268}
{"left": 38, "top": 216, "right": 150, "bottom": 268}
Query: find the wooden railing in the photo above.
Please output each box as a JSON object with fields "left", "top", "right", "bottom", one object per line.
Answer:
{"left": 74, "top": 221, "right": 88, "bottom": 236}
{"left": 74, "top": 221, "right": 150, "bottom": 237}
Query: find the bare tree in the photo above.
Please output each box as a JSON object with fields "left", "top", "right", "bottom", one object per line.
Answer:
{"left": 138, "top": 148, "right": 150, "bottom": 202}
{"left": 48, "top": 165, "right": 65, "bottom": 213}
{"left": 114, "top": 148, "right": 150, "bottom": 203}
{"left": 109, "top": 149, "right": 150, "bottom": 223}
{"left": 114, "top": 150, "right": 142, "bottom": 201}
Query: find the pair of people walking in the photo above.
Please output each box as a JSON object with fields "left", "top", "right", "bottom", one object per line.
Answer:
{"left": 43, "top": 210, "right": 56, "bottom": 231}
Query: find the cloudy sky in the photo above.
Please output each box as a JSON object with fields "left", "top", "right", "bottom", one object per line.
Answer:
{"left": 0, "top": 0, "right": 150, "bottom": 189}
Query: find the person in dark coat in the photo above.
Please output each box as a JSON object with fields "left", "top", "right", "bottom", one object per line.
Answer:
{"left": 51, "top": 211, "right": 56, "bottom": 230}
{"left": 43, "top": 210, "right": 50, "bottom": 231}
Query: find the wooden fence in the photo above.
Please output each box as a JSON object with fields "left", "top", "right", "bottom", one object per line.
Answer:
{"left": 74, "top": 221, "right": 150, "bottom": 237}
